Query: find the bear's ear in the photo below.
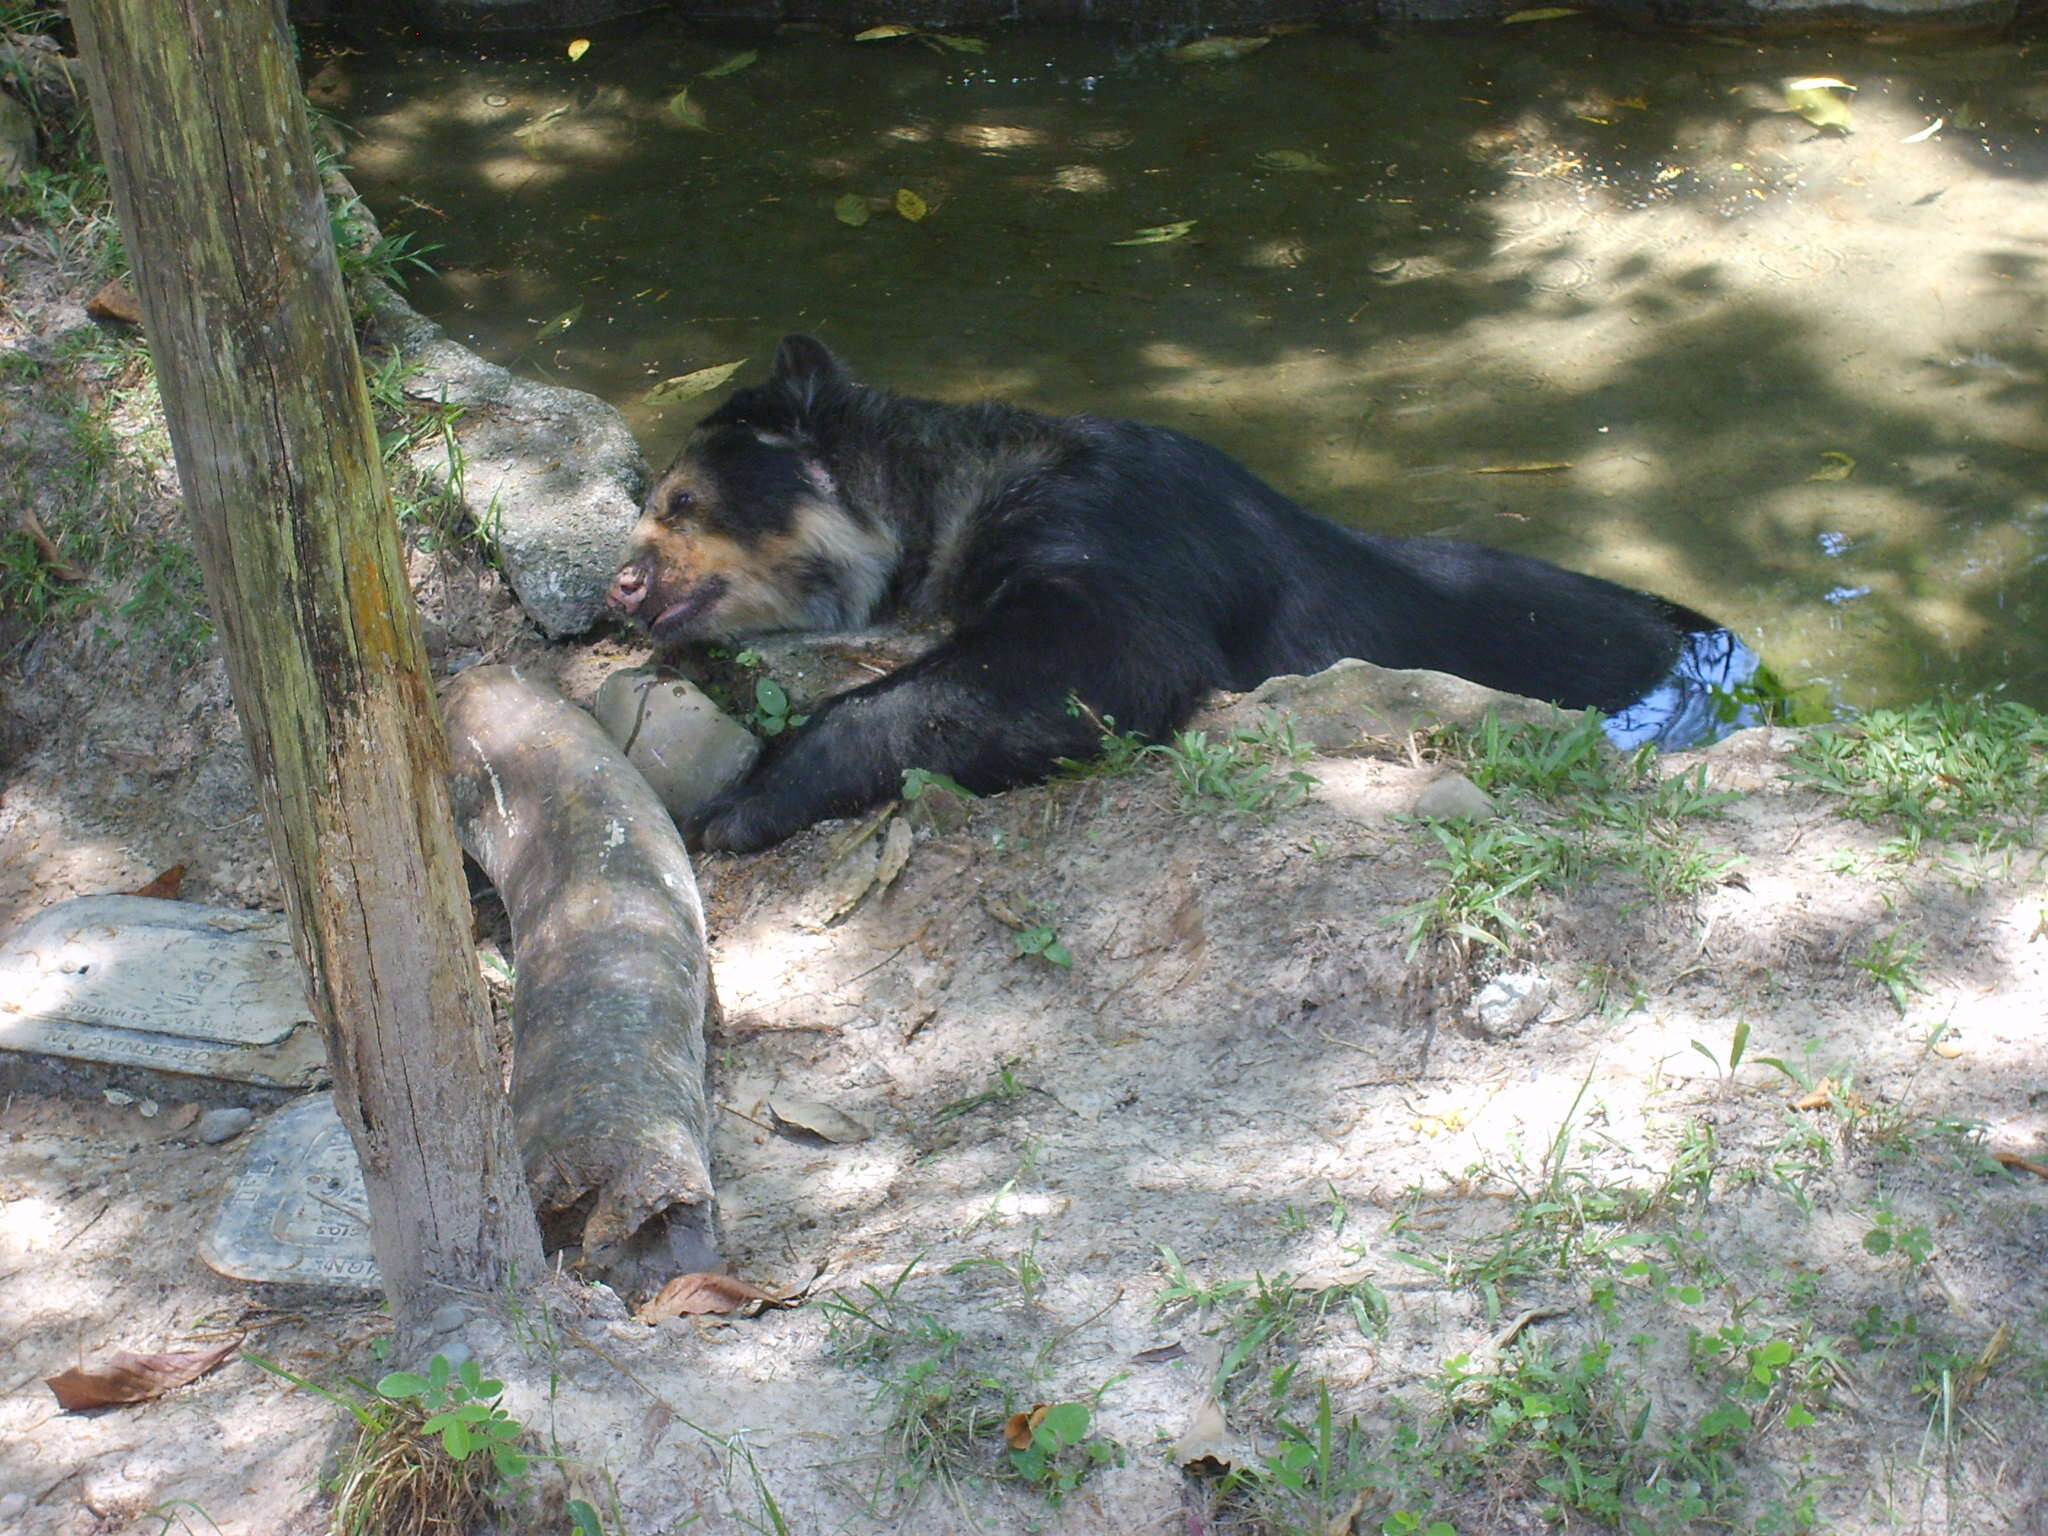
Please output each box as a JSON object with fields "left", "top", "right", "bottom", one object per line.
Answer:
{"left": 771, "top": 334, "right": 851, "bottom": 418}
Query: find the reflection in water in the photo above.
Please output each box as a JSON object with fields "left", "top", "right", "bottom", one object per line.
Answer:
{"left": 1603, "top": 626, "right": 1767, "bottom": 751}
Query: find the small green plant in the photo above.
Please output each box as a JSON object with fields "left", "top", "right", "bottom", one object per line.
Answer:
{"left": 1008, "top": 1401, "right": 1122, "bottom": 1505}
{"left": 245, "top": 1350, "right": 528, "bottom": 1536}
{"left": 1058, "top": 693, "right": 1154, "bottom": 777}
{"left": 1786, "top": 697, "right": 2048, "bottom": 849}
{"left": 1861, "top": 1202, "right": 1935, "bottom": 1269}
{"left": 933, "top": 1062, "right": 1028, "bottom": 1123}
{"left": 1156, "top": 716, "right": 1318, "bottom": 816}
{"left": 1013, "top": 923, "right": 1072, "bottom": 967}
{"left": 1851, "top": 927, "right": 1926, "bottom": 1014}
{"left": 375, "top": 1354, "right": 529, "bottom": 1480}
{"left": 901, "top": 765, "right": 975, "bottom": 801}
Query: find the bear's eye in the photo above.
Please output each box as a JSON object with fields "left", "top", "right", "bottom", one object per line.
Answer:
{"left": 665, "top": 487, "right": 697, "bottom": 522}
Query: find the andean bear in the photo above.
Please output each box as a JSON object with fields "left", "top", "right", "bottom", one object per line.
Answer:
{"left": 607, "top": 335, "right": 1754, "bottom": 853}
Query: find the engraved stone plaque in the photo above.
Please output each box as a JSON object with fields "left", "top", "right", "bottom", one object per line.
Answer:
{"left": 0, "top": 895, "right": 326, "bottom": 1087}
{"left": 201, "top": 1093, "right": 379, "bottom": 1290}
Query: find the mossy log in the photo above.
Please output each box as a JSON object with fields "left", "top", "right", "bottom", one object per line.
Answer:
{"left": 444, "top": 666, "right": 720, "bottom": 1291}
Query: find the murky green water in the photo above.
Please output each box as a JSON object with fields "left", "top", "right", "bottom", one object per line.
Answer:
{"left": 331, "top": 17, "right": 2048, "bottom": 713}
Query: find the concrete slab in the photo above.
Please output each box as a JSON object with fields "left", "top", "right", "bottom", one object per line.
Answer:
{"left": 0, "top": 895, "right": 326, "bottom": 1089}
{"left": 200, "top": 1093, "right": 380, "bottom": 1290}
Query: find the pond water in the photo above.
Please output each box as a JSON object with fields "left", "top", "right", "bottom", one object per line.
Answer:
{"left": 328, "top": 17, "right": 2048, "bottom": 715}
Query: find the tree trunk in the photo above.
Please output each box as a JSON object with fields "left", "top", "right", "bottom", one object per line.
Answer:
{"left": 70, "top": 0, "right": 543, "bottom": 1339}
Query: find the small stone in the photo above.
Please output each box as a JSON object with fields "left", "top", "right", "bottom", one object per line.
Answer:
{"left": 196, "top": 1106, "right": 254, "bottom": 1144}
{"left": 0, "top": 1491, "right": 29, "bottom": 1521}
{"left": 429, "top": 1302, "right": 469, "bottom": 1336}
{"left": 1470, "top": 970, "right": 1554, "bottom": 1038}
{"left": 1414, "top": 771, "right": 1496, "bottom": 822}
{"left": 592, "top": 667, "right": 760, "bottom": 819}
{"left": 86, "top": 279, "right": 143, "bottom": 327}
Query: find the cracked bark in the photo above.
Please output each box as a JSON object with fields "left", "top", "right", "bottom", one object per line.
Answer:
{"left": 72, "top": 0, "right": 544, "bottom": 1341}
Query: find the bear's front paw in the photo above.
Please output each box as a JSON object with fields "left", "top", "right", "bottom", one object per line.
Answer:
{"left": 682, "top": 789, "right": 797, "bottom": 855}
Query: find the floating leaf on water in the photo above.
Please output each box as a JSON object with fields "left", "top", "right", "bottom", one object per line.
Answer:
{"left": 1503, "top": 5, "right": 1582, "bottom": 19}
{"left": 1784, "top": 78, "right": 1855, "bottom": 131}
{"left": 854, "top": 23, "right": 920, "bottom": 41}
{"left": 1256, "top": 149, "right": 1335, "bottom": 173}
{"left": 1473, "top": 461, "right": 1571, "bottom": 474}
{"left": 644, "top": 359, "right": 746, "bottom": 405}
{"left": 1807, "top": 450, "right": 1856, "bottom": 482}
{"left": 834, "top": 192, "right": 871, "bottom": 226}
{"left": 929, "top": 33, "right": 988, "bottom": 53}
{"left": 702, "top": 49, "right": 758, "bottom": 78}
{"left": 566, "top": 37, "right": 590, "bottom": 62}
{"left": 666, "top": 88, "right": 709, "bottom": 131}
{"left": 511, "top": 105, "right": 570, "bottom": 141}
{"left": 895, "top": 187, "right": 929, "bottom": 221}
{"left": 533, "top": 302, "right": 583, "bottom": 343}
{"left": 1111, "top": 218, "right": 1196, "bottom": 246}
{"left": 1171, "top": 35, "right": 1271, "bottom": 64}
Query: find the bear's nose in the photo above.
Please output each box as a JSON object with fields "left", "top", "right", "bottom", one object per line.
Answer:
{"left": 607, "top": 563, "right": 647, "bottom": 613}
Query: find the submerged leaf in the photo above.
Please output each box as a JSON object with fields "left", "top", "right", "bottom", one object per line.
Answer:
{"left": 1256, "top": 149, "right": 1335, "bottom": 173}
{"left": 929, "top": 33, "right": 988, "bottom": 53}
{"left": 834, "top": 193, "right": 871, "bottom": 226}
{"left": 1807, "top": 450, "right": 1856, "bottom": 482}
{"left": 854, "top": 24, "right": 920, "bottom": 41}
{"left": 702, "top": 49, "right": 758, "bottom": 78}
{"left": 1503, "top": 6, "right": 1582, "bottom": 19}
{"left": 666, "top": 88, "right": 709, "bottom": 131}
{"left": 566, "top": 37, "right": 590, "bottom": 62}
{"left": 895, "top": 187, "right": 929, "bottom": 221}
{"left": 1171, "top": 35, "right": 1271, "bottom": 64}
{"left": 1111, "top": 219, "right": 1196, "bottom": 246}
{"left": 533, "top": 302, "right": 583, "bottom": 343}
{"left": 645, "top": 359, "right": 745, "bottom": 405}
{"left": 1784, "top": 78, "right": 1854, "bottom": 131}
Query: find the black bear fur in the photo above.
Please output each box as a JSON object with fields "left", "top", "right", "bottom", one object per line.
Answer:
{"left": 606, "top": 335, "right": 1717, "bottom": 852}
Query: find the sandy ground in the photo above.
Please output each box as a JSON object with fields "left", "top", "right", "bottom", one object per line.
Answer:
{"left": 4, "top": 43, "right": 2048, "bottom": 1536}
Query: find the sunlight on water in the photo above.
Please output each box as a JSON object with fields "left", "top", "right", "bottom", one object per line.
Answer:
{"left": 329, "top": 17, "right": 2048, "bottom": 714}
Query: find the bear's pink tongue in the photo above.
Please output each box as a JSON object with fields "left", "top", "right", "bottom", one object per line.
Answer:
{"left": 651, "top": 575, "right": 728, "bottom": 636}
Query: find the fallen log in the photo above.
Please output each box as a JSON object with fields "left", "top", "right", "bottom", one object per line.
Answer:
{"left": 443, "top": 664, "right": 719, "bottom": 1294}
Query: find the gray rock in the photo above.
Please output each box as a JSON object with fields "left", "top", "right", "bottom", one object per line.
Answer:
{"left": 0, "top": 89, "right": 35, "bottom": 187}
{"left": 1198, "top": 657, "right": 1566, "bottom": 752}
{"left": 0, "top": 1491, "right": 29, "bottom": 1521}
{"left": 1413, "top": 771, "right": 1497, "bottom": 822}
{"left": 196, "top": 1106, "right": 255, "bottom": 1144}
{"left": 350, "top": 220, "right": 644, "bottom": 640}
{"left": 591, "top": 667, "right": 760, "bottom": 819}
{"left": 429, "top": 1302, "right": 470, "bottom": 1337}
{"left": 1469, "top": 971, "right": 1554, "bottom": 1038}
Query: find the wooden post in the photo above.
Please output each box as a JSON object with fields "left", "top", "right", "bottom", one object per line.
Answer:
{"left": 70, "top": 0, "right": 543, "bottom": 1337}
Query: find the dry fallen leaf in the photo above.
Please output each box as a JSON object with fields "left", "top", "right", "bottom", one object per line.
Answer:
{"left": 1791, "top": 1078, "right": 1836, "bottom": 1111}
{"left": 127, "top": 863, "right": 187, "bottom": 900}
{"left": 644, "top": 359, "right": 745, "bottom": 406}
{"left": 769, "top": 1096, "right": 872, "bottom": 1144}
{"left": 20, "top": 509, "right": 87, "bottom": 582}
{"left": 635, "top": 1271, "right": 781, "bottom": 1323}
{"left": 1171, "top": 1396, "right": 1240, "bottom": 1473}
{"left": 47, "top": 1339, "right": 239, "bottom": 1410}
{"left": 1993, "top": 1150, "right": 2048, "bottom": 1180}
{"left": 1003, "top": 1403, "right": 1049, "bottom": 1450}
{"left": 873, "top": 816, "right": 914, "bottom": 892}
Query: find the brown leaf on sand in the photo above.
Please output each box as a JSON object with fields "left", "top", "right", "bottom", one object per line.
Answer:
{"left": 1993, "top": 1150, "right": 2048, "bottom": 1180}
{"left": 46, "top": 1339, "right": 239, "bottom": 1410}
{"left": 127, "top": 864, "right": 187, "bottom": 900}
{"left": 635, "top": 1271, "right": 784, "bottom": 1324}
{"left": 1003, "top": 1403, "right": 1048, "bottom": 1450}
{"left": 20, "top": 509, "right": 87, "bottom": 583}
